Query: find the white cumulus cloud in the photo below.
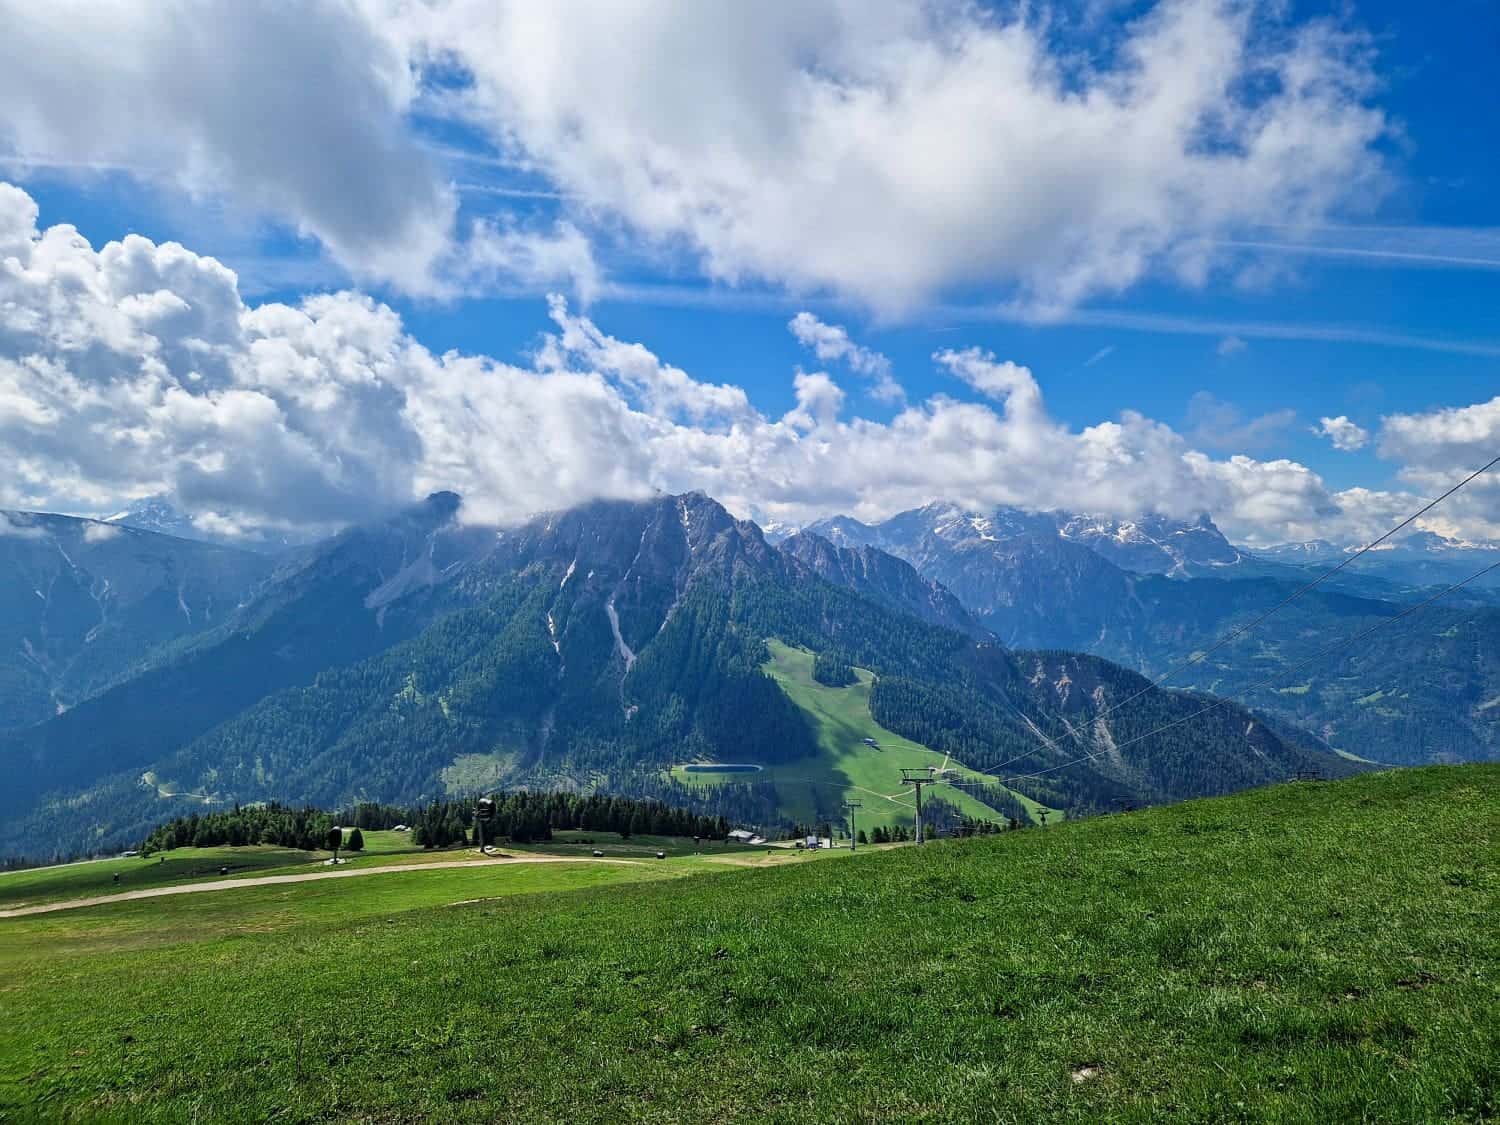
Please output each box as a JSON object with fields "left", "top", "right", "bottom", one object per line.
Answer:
{"left": 1, "top": 3, "right": 1390, "bottom": 314}
{"left": 1374, "top": 397, "right": 1500, "bottom": 540}
{"left": 1313, "top": 415, "right": 1370, "bottom": 451}
{"left": 783, "top": 371, "right": 847, "bottom": 432}
{"left": 788, "top": 312, "right": 903, "bottom": 403}
{"left": 3, "top": 181, "right": 1495, "bottom": 548}
{"left": 388, "top": 0, "right": 1388, "bottom": 312}
{"left": 0, "top": 1, "right": 599, "bottom": 301}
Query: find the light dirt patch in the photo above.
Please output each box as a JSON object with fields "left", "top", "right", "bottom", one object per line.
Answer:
{"left": 0, "top": 855, "right": 642, "bottom": 919}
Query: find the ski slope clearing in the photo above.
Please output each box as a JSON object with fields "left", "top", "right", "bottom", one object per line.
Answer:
{"left": 675, "top": 640, "right": 1056, "bottom": 830}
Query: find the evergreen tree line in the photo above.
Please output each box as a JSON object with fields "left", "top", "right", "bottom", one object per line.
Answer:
{"left": 812, "top": 650, "right": 857, "bottom": 687}
{"left": 142, "top": 803, "right": 343, "bottom": 853}
{"left": 140, "top": 791, "right": 732, "bottom": 853}
{"left": 918, "top": 796, "right": 1015, "bottom": 836}
{"left": 607, "top": 774, "right": 794, "bottom": 835}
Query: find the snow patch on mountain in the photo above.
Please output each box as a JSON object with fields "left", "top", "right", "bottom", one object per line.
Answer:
{"left": 808, "top": 502, "right": 1242, "bottom": 578}
{"left": 604, "top": 594, "right": 638, "bottom": 720}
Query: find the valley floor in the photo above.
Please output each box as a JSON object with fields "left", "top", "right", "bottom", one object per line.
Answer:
{"left": 1, "top": 766, "right": 1494, "bottom": 1122}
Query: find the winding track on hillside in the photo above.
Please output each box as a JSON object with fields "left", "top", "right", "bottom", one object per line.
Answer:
{"left": 0, "top": 854, "right": 644, "bottom": 919}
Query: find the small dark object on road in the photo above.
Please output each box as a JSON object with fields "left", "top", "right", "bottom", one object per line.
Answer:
{"left": 655, "top": 851, "right": 666, "bottom": 859}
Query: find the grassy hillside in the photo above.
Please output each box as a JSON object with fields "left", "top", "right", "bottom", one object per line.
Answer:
{"left": 0, "top": 845, "right": 327, "bottom": 910}
{"left": 0, "top": 830, "right": 831, "bottom": 916}
{"left": 2, "top": 765, "right": 1494, "bottom": 1121}
{"left": 673, "top": 641, "right": 1056, "bottom": 831}
{"left": 0, "top": 830, "right": 476, "bottom": 913}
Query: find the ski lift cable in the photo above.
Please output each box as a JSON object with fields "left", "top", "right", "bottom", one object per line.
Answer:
{"left": 1083, "top": 451, "right": 1500, "bottom": 727}
{"left": 967, "top": 452, "right": 1500, "bottom": 782}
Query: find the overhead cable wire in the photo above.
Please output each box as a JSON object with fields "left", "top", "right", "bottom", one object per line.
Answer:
{"left": 1082, "top": 452, "right": 1500, "bottom": 727}
{"left": 966, "top": 452, "right": 1500, "bottom": 782}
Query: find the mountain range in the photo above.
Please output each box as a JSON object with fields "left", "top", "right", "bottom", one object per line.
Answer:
{"left": 0, "top": 510, "right": 274, "bottom": 732}
{"left": 0, "top": 491, "right": 1358, "bottom": 860}
{"left": 805, "top": 503, "right": 1500, "bottom": 766}
{"left": 102, "top": 495, "right": 312, "bottom": 555}
{"left": 1249, "top": 529, "right": 1500, "bottom": 590}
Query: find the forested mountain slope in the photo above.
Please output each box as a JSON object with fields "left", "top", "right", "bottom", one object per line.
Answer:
{"left": 1, "top": 492, "right": 1355, "bottom": 860}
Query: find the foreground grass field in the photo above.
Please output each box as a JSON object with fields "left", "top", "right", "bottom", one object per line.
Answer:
{"left": 674, "top": 640, "right": 1056, "bottom": 830}
{"left": 2, "top": 765, "right": 1494, "bottom": 1122}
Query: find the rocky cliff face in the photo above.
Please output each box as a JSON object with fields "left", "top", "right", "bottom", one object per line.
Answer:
{"left": 808, "top": 501, "right": 1242, "bottom": 578}
{"left": 778, "top": 531, "right": 984, "bottom": 636}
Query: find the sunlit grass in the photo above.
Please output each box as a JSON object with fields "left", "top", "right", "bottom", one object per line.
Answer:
{"left": 674, "top": 640, "right": 1056, "bottom": 830}
{"left": 2, "top": 765, "right": 1493, "bottom": 1121}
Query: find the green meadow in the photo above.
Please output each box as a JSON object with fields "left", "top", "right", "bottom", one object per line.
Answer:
{"left": 0, "top": 846, "right": 325, "bottom": 911}
{"left": 2, "top": 764, "right": 1494, "bottom": 1122}
{"left": 672, "top": 640, "right": 1057, "bottom": 830}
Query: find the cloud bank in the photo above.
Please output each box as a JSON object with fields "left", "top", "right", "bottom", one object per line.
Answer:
{"left": 0, "top": 1, "right": 595, "bottom": 299}
{"left": 3, "top": 182, "right": 1496, "bottom": 548}
{"left": 400, "top": 0, "right": 1387, "bottom": 312}
{"left": 0, "top": 0, "right": 1389, "bottom": 312}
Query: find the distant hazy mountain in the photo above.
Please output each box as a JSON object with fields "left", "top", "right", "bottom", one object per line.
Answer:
{"left": 101, "top": 496, "right": 201, "bottom": 540}
{"left": 1251, "top": 539, "right": 1343, "bottom": 565}
{"left": 808, "top": 501, "right": 1245, "bottom": 577}
{"left": 0, "top": 491, "right": 1349, "bottom": 860}
{"left": 778, "top": 531, "right": 985, "bottom": 636}
{"left": 1055, "top": 511, "right": 1244, "bottom": 574}
{"left": 0, "top": 511, "right": 275, "bottom": 732}
{"left": 1250, "top": 530, "right": 1500, "bottom": 591}
{"left": 102, "top": 495, "right": 310, "bottom": 555}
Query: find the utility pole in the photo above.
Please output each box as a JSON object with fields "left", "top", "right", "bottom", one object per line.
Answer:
{"left": 475, "top": 796, "right": 495, "bottom": 854}
{"left": 843, "top": 800, "right": 862, "bottom": 851}
{"left": 900, "top": 767, "right": 938, "bottom": 845}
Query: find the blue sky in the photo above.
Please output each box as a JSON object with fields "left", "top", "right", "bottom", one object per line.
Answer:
{"left": 0, "top": 1, "right": 1496, "bottom": 544}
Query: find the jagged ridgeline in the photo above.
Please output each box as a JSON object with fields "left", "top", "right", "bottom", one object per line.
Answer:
{"left": 0, "top": 492, "right": 1355, "bottom": 860}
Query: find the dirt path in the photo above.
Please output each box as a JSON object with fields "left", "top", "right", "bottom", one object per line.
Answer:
{"left": 0, "top": 854, "right": 643, "bottom": 919}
